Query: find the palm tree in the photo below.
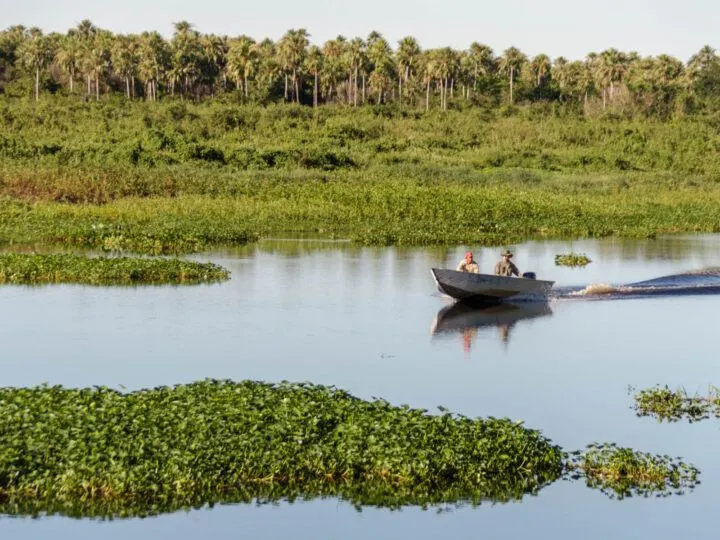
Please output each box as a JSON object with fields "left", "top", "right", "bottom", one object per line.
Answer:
{"left": 278, "top": 28, "right": 309, "bottom": 103}
{"left": 321, "top": 36, "right": 347, "bottom": 102}
{"left": 597, "top": 48, "right": 631, "bottom": 107}
{"left": 367, "top": 35, "right": 394, "bottom": 104}
{"left": 71, "top": 19, "right": 97, "bottom": 42}
{"left": 83, "top": 32, "right": 111, "bottom": 100}
{"left": 56, "top": 35, "right": 82, "bottom": 93}
{"left": 396, "top": 36, "right": 420, "bottom": 105}
{"left": 226, "top": 36, "right": 256, "bottom": 97}
{"left": 305, "top": 45, "right": 323, "bottom": 107}
{"left": 18, "top": 32, "right": 53, "bottom": 100}
{"left": 467, "top": 42, "right": 494, "bottom": 94}
{"left": 138, "top": 31, "right": 169, "bottom": 101}
{"left": 111, "top": 35, "right": 138, "bottom": 98}
{"left": 345, "top": 37, "right": 366, "bottom": 106}
{"left": 254, "top": 38, "right": 280, "bottom": 96}
{"left": 498, "top": 46, "right": 526, "bottom": 103}
{"left": 171, "top": 21, "right": 202, "bottom": 98}
{"left": 200, "top": 34, "right": 227, "bottom": 96}
{"left": 530, "top": 54, "right": 551, "bottom": 87}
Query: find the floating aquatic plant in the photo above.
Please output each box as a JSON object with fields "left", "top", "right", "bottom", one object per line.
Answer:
{"left": 633, "top": 385, "right": 720, "bottom": 423}
{"left": 566, "top": 442, "right": 700, "bottom": 499}
{"left": 0, "top": 380, "right": 563, "bottom": 517}
{"left": 0, "top": 253, "right": 229, "bottom": 285}
{"left": 554, "top": 253, "right": 592, "bottom": 267}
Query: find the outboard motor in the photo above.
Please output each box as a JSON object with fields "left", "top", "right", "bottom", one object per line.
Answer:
{"left": 522, "top": 272, "right": 536, "bottom": 280}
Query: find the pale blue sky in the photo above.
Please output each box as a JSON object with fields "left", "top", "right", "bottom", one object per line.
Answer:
{"left": 3, "top": 0, "right": 715, "bottom": 61}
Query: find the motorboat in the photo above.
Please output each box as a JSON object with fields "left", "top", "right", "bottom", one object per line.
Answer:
{"left": 431, "top": 268, "right": 554, "bottom": 302}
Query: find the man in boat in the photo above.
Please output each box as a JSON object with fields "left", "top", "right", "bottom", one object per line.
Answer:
{"left": 494, "top": 250, "right": 520, "bottom": 277}
{"left": 456, "top": 251, "right": 479, "bottom": 273}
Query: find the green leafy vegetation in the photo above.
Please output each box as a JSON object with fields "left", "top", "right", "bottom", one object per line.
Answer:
{"left": 566, "top": 443, "right": 700, "bottom": 499}
{"left": 0, "top": 253, "right": 229, "bottom": 285}
{"left": 0, "top": 380, "right": 563, "bottom": 517}
{"left": 555, "top": 253, "right": 592, "bottom": 267}
{"left": 634, "top": 385, "right": 720, "bottom": 422}
{"left": 1, "top": 100, "right": 720, "bottom": 252}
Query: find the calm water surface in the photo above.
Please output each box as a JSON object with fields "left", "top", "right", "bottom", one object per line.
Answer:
{"left": 2, "top": 235, "right": 720, "bottom": 539}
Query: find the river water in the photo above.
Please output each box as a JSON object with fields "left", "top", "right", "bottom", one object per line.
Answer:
{"left": 1, "top": 235, "right": 720, "bottom": 539}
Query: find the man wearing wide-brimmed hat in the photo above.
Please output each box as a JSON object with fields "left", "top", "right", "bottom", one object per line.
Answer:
{"left": 494, "top": 249, "right": 520, "bottom": 277}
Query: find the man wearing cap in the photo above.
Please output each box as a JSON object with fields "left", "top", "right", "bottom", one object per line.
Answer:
{"left": 456, "top": 251, "right": 479, "bottom": 273}
{"left": 494, "top": 250, "right": 520, "bottom": 277}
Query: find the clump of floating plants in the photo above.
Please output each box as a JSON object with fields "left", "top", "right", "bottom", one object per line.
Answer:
{"left": 0, "top": 253, "right": 229, "bottom": 285}
{"left": 0, "top": 380, "right": 563, "bottom": 517}
{"left": 566, "top": 442, "right": 700, "bottom": 499}
{"left": 554, "top": 252, "right": 592, "bottom": 267}
{"left": 634, "top": 385, "right": 720, "bottom": 422}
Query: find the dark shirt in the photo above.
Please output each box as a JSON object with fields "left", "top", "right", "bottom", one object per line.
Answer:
{"left": 494, "top": 258, "right": 519, "bottom": 277}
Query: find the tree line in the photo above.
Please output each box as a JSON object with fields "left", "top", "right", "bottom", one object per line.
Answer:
{"left": 2, "top": 20, "right": 720, "bottom": 116}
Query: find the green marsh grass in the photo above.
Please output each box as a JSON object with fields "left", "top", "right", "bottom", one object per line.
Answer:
{"left": 0, "top": 175, "right": 719, "bottom": 253}
{"left": 0, "top": 253, "right": 229, "bottom": 285}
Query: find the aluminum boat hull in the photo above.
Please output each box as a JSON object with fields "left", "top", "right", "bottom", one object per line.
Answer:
{"left": 431, "top": 268, "right": 554, "bottom": 302}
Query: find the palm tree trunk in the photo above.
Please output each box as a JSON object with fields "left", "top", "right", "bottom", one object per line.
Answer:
{"left": 87, "top": 75, "right": 91, "bottom": 96}
{"left": 510, "top": 67, "right": 514, "bottom": 104}
{"left": 294, "top": 69, "right": 299, "bottom": 104}
{"left": 313, "top": 70, "right": 318, "bottom": 108}
{"left": 284, "top": 74, "right": 288, "bottom": 100}
{"left": 126, "top": 76, "right": 130, "bottom": 98}
{"left": 35, "top": 67, "right": 40, "bottom": 101}
{"left": 426, "top": 80, "right": 430, "bottom": 111}
{"left": 354, "top": 68, "right": 359, "bottom": 106}
{"left": 362, "top": 75, "right": 366, "bottom": 103}
{"left": 244, "top": 75, "right": 248, "bottom": 98}
{"left": 95, "top": 75, "right": 99, "bottom": 101}
{"left": 398, "top": 75, "right": 402, "bottom": 106}
{"left": 69, "top": 69, "right": 74, "bottom": 93}
{"left": 131, "top": 76, "right": 135, "bottom": 98}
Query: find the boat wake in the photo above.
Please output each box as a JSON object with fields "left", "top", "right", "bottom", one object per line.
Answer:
{"left": 553, "top": 267, "right": 720, "bottom": 301}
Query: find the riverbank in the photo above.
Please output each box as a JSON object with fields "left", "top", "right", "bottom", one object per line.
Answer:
{"left": 0, "top": 176, "right": 718, "bottom": 253}
{"left": 2, "top": 99, "right": 720, "bottom": 252}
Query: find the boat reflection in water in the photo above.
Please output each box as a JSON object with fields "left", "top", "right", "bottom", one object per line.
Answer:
{"left": 430, "top": 301, "right": 553, "bottom": 354}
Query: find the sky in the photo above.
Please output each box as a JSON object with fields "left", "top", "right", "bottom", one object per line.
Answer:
{"left": 2, "top": 0, "right": 716, "bottom": 61}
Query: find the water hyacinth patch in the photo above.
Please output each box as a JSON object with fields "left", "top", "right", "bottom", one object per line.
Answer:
{"left": 566, "top": 443, "right": 700, "bottom": 499}
{"left": 0, "top": 380, "right": 563, "bottom": 517}
{"left": 634, "top": 386, "right": 720, "bottom": 422}
{"left": 554, "top": 253, "right": 592, "bottom": 267}
{"left": 0, "top": 253, "right": 229, "bottom": 285}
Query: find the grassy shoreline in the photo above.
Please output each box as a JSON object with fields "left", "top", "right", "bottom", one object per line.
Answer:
{"left": 0, "top": 178, "right": 718, "bottom": 253}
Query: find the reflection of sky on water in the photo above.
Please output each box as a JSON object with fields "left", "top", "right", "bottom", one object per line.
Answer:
{"left": 2, "top": 234, "right": 720, "bottom": 539}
